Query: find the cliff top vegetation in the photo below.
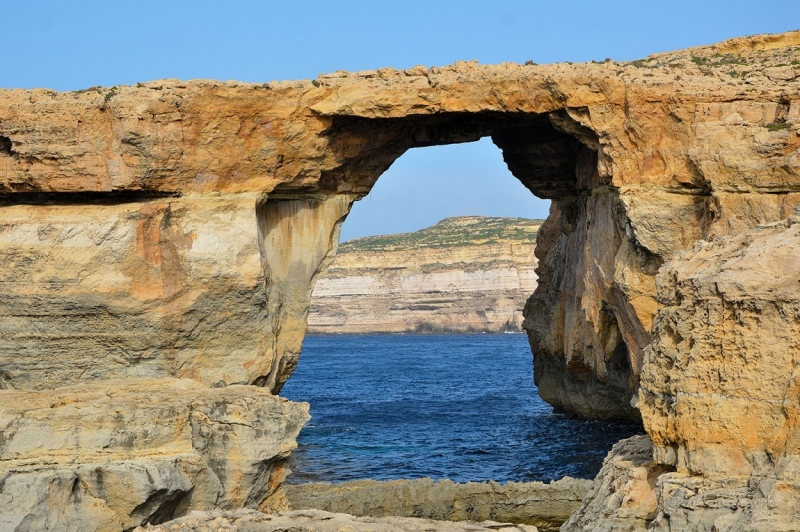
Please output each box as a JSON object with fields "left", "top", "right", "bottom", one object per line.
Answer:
{"left": 338, "top": 216, "right": 544, "bottom": 252}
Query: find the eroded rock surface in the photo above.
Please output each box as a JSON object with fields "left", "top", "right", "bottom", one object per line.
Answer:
{"left": 0, "top": 378, "right": 309, "bottom": 531}
{"left": 1, "top": 31, "right": 798, "bottom": 419}
{"left": 134, "top": 509, "right": 540, "bottom": 532}
{"left": 285, "top": 477, "right": 589, "bottom": 531}
{"left": 640, "top": 216, "right": 800, "bottom": 480}
{"left": 1, "top": 29, "right": 800, "bottom": 530}
{"left": 639, "top": 216, "right": 800, "bottom": 530}
{"left": 568, "top": 217, "right": 800, "bottom": 531}
{"left": 308, "top": 216, "right": 541, "bottom": 333}
{"left": 562, "top": 436, "right": 665, "bottom": 532}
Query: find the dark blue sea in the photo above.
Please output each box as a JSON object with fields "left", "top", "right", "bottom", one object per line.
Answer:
{"left": 280, "top": 334, "right": 642, "bottom": 484}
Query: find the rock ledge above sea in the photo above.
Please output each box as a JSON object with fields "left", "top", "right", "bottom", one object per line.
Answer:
{"left": 134, "top": 508, "right": 539, "bottom": 532}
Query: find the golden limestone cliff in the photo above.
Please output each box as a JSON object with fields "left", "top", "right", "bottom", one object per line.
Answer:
{"left": 308, "top": 216, "right": 541, "bottom": 333}
{"left": 0, "top": 30, "right": 798, "bottom": 529}
{"left": 566, "top": 216, "right": 800, "bottom": 531}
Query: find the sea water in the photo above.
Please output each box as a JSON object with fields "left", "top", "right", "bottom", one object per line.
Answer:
{"left": 280, "top": 333, "right": 642, "bottom": 484}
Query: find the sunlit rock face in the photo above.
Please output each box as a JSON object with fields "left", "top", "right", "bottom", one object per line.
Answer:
{"left": 641, "top": 217, "right": 800, "bottom": 480}
{"left": 3, "top": 32, "right": 798, "bottom": 411}
{"left": 0, "top": 196, "right": 266, "bottom": 390}
{"left": 639, "top": 217, "right": 800, "bottom": 530}
{"left": 0, "top": 29, "right": 798, "bottom": 527}
{"left": 567, "top": 217, "right": 800, "bottom": 531}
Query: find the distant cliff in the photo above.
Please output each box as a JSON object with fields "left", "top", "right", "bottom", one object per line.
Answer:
{"left": 308, "top": 216, "right": 542, "bottom": 333}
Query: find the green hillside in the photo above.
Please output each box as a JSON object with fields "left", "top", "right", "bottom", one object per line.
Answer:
{"left": 339, "top": 216, "right": 544, "bottom": 252}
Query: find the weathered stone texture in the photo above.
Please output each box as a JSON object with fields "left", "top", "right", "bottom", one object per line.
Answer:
{"left": 0, "top": 378, "right": 309, "bottom": 530}
{"left": 134, "top": 508, "right": 540, "bottom": 532}
{"left": 562, "top": 436, "right": 666, "bottom": 532}
{"left": 0, "top": 196, "right": 267, "bottom": 390}
{"left": 1, "top": 32, "right": 799, "bottom": 416}
{"left": 568, "top": 217, "right": 800, "bottom": 530}
{"left": 641, "top": 217, "right": 800, "bottom": 479}
{"left": 285, "top": 477, "right": 590, "bottom": 531}
{"left": 565, "top": 437, "right": 800, "bottom": 532}
{"left": 639, "top": 217, "right": 800, "bottom": 530}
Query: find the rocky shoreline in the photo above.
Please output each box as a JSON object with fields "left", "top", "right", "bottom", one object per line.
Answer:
{"left": 134, "top": 509, "right": 541, "bottom": 532}
{"left": 286, "top": 477, "right": 591, "bottom": 531}
{"left": 0, "top": 29, "right": 798, "bottom": 530}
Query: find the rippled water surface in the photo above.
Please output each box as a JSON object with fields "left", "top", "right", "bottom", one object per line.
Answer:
{"left": 280, "top": 334, "right": 642, "bottom": 484}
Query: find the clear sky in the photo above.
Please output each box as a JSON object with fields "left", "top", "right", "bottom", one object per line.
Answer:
{"left": 2, "top": 1, "right": 797, "bottom": 240}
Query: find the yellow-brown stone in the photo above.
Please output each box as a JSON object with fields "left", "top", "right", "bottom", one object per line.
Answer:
{"left": 0, "top": 29, "right": 799, "bottom": 529}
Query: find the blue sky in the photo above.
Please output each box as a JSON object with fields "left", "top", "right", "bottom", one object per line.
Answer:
{"left": 2, "top": 1, "right": 797, "bottom": 240}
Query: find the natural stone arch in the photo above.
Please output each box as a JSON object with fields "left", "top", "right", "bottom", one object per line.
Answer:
{"left": 0, "top": 31, "right": 799, "bottom": 528}
{"left": 259, "top": 109, "right": 647, "bottom": 421}
{"left": 0, "top": 33, "right": 796, "bottom": 424}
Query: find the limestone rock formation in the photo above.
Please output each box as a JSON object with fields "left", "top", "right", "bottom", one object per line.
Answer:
{"left": 134, "top": 508, "right": 540, "bottom": 532}
{"left": 639, "top": 216, "right": 800, "bottom": 530}
{"left": 640, "top": 216, "right": 800, "bottom": 481}
{"left": 567, "top": 216, "right": 800, "bottom": 530}
{"left": 0, "top": 31, "right": 798, "bottom": 420}
{"left": 0, "top": 378, "right": 309, "bottom": 530}
{"left": 562, "top": 436, "right": 665, "bottom": 532}
{"left": 308, "top": 216, "right": 541, "bottom": 333}
{"left": 285, "top": 477, "right": 589, "bottom": 531}
{"left": 0, "top": 29, "right": 799, "bottom": 529}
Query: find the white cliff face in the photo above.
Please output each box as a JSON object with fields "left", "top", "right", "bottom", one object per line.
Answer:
{"left": 307, "top": 217, "right": 541, "bottom": 333}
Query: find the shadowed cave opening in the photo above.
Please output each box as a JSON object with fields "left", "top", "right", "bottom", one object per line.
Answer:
{"left": 0, "top": 136, "right": 14, "bottom": 157}
{"left": 278, "top": 112, "right": 644, "bottom": 484}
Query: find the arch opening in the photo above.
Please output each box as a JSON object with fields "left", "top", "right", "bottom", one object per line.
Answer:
{"left": 276, "top": 115, "right": 639, "bottom": 482}
{"left": 310, "top": 137, "right": 548, "bottom": 335}
{"left": 263, "top": 110, "right": 643, "bottom": 424}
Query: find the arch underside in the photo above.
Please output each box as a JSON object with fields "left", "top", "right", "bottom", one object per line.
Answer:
{"left": 0, "top": 105, "right": 670, "bottom": 421}
{"left": 264, "top": 110, "right": 645, "bottom": 420}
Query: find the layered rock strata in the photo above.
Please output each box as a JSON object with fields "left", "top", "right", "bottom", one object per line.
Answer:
{"left": 0, "top": 31, "right": 798, "bottom": 420}
{"left": 566, "top": 216, "right": 800, "bottom": 530}
{"left": 285, "top": 477, "right": 590, "bottom": 531}
{"left": 134, "top": 509, "right": 539, "bottom": 532}
{"left": 0, "top": 378, "right": 309, "bottom": 530}
{"left": 0, "top": 29, "right": 798, "bottom": 528}
{"left": 308, "top": 216, "right": 541, "bottom": 333}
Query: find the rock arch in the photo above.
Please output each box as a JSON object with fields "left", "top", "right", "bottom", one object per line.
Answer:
{"left": 0, "top": 35, "right": 797, "bottom": 422}
{"left": 0, "top": 30, "right": 799, "bottom": 526}
{"left": 260, "top": 109, "right": 648, "bottom": 420}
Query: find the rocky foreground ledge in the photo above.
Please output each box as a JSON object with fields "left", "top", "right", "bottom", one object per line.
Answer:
{"left": 0, "top": 379, "right": 309, "bottom": 529}
{"left": 134, "top": 509, "right": 539, "bottom": 532}
{"left": 286, "top": 477, "right": 591, "bottom": 531}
